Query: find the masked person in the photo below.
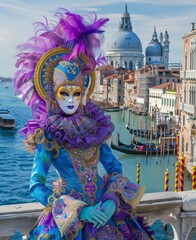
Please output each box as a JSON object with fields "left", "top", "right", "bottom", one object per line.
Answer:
{"left": 13, "top": 9, "right": 154, "bottom": 240}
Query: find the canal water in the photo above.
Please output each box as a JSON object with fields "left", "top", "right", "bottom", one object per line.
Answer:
{"left": 0, "top": 81, "right": 192, "bottom": 206}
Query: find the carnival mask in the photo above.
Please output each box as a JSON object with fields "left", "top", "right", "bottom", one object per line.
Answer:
{"left": 56, "top": 85, "right": 82, "bottom": 115}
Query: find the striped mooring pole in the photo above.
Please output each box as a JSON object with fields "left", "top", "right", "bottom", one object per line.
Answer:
{"left": 179, "top": 154, "right": 185, "bottom": 191}
{"left": 174, "top": 162, "right": 179, "bottom": 192}
{"left": 192, "top": 166, "right": 196, "bottom": 190}
{"left": 164, "top": 168, "right": 169, "bottom": 191}
{"left": 136, "top": 163, "right": 140, "bottom": 184}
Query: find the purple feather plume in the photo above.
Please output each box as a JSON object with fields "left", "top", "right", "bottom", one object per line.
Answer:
{"left": 13, "top": 9, "right": 109, "bottom": 124}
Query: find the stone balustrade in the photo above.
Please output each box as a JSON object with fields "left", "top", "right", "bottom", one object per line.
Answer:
{"left": 0, "top": 190, "right": 196, "bottom": 239}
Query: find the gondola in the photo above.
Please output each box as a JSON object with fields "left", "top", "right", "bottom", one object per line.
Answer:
{"left": 131, "top": 137, "right": 177, "bottom": 149}
{"left": 104, "top": 107, "right": 122, "bottom": 112}
{"left": 126, "top": 125, "right": 172, "bottom": 139}
{"left": 111, "top": 134, "right": 176, "bottom": 155}
{"left": 117, "top": 133, "right": 156, "bottom": 147}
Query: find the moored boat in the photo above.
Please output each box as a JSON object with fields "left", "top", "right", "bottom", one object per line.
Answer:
{"left": 126, "top": 125, "right": 172, "bottom": 139}
{"left": 104, "top": 107, "right": 123, "bottom": 112}
{"left": 0, "top": 109, "right": 16, "bottom": 131}
{"left": 111, "top": 134, "right": 176, "bottom": 155}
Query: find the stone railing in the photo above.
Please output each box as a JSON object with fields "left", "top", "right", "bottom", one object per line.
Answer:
{"left": 0, "top": 191, "right": 196, "bottom": 240}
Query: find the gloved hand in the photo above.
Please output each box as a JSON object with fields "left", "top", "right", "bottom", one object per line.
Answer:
{"left": 95, "top": 200, "right": 116, "bottom": 229}
{"left": 79, "top": 202, "right": 107, "bottom": 227}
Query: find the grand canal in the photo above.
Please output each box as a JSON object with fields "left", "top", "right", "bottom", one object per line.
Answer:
{"left": 0, "top": 81, "right": 192, "bottom": 205}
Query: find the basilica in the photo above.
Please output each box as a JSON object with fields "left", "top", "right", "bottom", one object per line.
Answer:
{"left": 92, "top": 4, "right": 180, "bottom": 114}
{"left": 106, "top": 4, "right": 170, "bottom": 70}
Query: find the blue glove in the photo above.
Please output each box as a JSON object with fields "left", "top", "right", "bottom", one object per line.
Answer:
{"left": 79, "top": 202, "right": 107, "bottom": 227}
{"left": 95, "top": 200, "right": 116, "bottom": 228}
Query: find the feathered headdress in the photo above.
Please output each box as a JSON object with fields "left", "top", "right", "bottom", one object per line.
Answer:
{"left": 13, "top": 9, "right": 109, "bottom": 118}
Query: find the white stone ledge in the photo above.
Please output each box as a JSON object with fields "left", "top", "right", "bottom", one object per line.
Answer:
{"left": 0, "top": 191, "right": 196, "bottom": 239}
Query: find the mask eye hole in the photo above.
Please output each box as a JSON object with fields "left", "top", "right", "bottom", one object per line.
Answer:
{"left": 60, "top": 91, "right": 69, "bottom": 96}
{"left": 73, "top": 92, "right": 81, "bottom": 97}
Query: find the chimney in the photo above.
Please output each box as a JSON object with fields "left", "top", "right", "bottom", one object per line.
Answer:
{"left": 191, "top": 23, "right": 195, "bottom": 31}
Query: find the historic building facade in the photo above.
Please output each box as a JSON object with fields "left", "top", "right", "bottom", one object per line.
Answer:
{"left": 125, "top": 65, "right": 180, "bottom": 114}
{"left": 179, "top": 23, "right": 196, "bottom": 173}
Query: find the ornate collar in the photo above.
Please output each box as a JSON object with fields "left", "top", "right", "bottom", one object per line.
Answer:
{"left": 21, "top": 101, "right": 114, "bottom": 150}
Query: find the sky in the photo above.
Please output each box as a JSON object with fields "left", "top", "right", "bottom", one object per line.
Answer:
{"left": 0, "top": 0, "right": 195, "bottom": 77}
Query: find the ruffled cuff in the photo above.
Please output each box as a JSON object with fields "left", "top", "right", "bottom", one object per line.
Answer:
{"left": 52, "top": 195, "right": 87, "bottom": 238}
{"left": 101, "top": 173, "right": 144, "bottom": 210}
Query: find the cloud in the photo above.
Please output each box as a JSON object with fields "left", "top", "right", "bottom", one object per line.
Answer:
{"left": 0, "top": 1, "right": 43, "bottom": 16}
{"left": 0, "top": 28, "right": 15, "bottom": 44}
{"left": 0, "top": 0, "right": 195, "bottom": 76}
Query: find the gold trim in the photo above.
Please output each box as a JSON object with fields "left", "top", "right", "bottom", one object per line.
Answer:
{"left": 34, "top": 48, "right": 71, "bottom": 100}
{"left": 88, "top": 71, "right": 96, "bottom": 98}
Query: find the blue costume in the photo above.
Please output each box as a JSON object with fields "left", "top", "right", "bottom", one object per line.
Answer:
{"left": 28, "top": 129, "right": 151, "bottom": 239}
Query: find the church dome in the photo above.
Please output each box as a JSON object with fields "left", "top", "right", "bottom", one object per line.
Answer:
{"left": 145, "top": 42, "right": 162, "bottom": 57}
{"left": 107, "top": 31, "right": 142, "bottom": 51}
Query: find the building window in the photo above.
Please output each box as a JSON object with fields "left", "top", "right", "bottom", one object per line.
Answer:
{"left": 186, "top": 143, "right": 188, "bottom": 152}
{"left": 184, "top": 89, "right": 186, "bottom": 103}
{"left": 149, "top": 58, "right": 151, "bottom": 62}
{"left": 160, "top": 78, "right": 162, "bottom": 84}
{"left": 129, "top": 61, "right": 133, "bottom": 70}
{"left": 183, "top": 115, "right": 185, "bottom": 126}
{"left": 185, "top": 53, "right": 187, "bottom": 70}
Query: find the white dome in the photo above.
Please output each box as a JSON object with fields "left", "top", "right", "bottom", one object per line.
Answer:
{"left": 107, "top": 31, "right": 142, "bottom": 51}
{"left": 146, "top": 42, "right": 162, "bottom": 57}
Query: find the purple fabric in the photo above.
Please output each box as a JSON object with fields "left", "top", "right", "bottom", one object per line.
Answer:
{"left": 20, "top": 100, "right": 114, "bottom": 149}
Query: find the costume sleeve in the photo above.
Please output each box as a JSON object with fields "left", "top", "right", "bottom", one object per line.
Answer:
{"left": 99, "top": 143, "right": 123, "bottom": 175}
{"left": 99, "top": 143, "right": 144, "bottom": 213}
{"left": 29, "top": 133, "right": 86, "bottom": 238}
{"left": 29, "top": 142, "right": 53, "bottom": 206}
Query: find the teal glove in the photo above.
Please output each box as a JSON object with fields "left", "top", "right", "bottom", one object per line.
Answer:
{"left": 79, "top": 202, "right": 107, "bottom": 227}
{"left": 95, "top": 200, "right": 116, "bottom": 228}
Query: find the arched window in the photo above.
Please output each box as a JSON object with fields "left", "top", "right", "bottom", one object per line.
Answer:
{"left": 188, "top": 227, "right": 196, "bottom": 240}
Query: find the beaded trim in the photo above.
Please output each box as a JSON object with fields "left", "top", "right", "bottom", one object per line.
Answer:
{"left": 68, "top": 147, "right": 99, "bottom": 205}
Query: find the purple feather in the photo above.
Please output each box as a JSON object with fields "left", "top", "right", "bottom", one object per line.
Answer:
{"left": 14, "top": 8, "right": 109, "bottom": 136}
